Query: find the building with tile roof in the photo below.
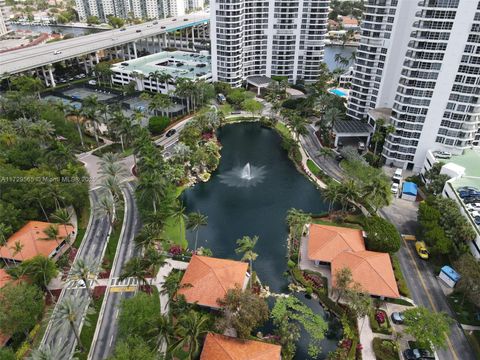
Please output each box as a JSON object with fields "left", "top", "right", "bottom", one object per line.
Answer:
{"left": 331, "top": 250, "right": 400, "bottom": 299}
{"left": 307, "top": 223, "right": 365, "bottom": 263}
{"left": 177, "top": 255, "right": 249, "bottom": 308}
{"left": 200, "top": 333, "right": 281, "bottom": 360}
{"left": 0, "top": 221, "right": 74, "bottom": 262}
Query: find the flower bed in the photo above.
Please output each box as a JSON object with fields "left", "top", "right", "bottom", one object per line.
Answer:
{"left": 369, "top": 309, "right": 392, "bottom": 335}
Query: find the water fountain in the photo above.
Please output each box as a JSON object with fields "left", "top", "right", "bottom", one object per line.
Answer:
{"left": 241, "top": 163, "right": 252, "bottom": 180}
{"left": 219, "top": 162, "right": 266, "bottom": 188}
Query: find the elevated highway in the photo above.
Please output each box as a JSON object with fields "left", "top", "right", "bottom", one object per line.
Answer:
{"left": 0, "top": 12, "right": 209, "bottom": 75}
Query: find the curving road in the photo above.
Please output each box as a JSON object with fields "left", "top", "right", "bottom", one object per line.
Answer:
{"left": 41, "top": 188, "right": 112, "bottom": 358}
{"left": 88, "top": 182, "right": 141, "bottom": 360}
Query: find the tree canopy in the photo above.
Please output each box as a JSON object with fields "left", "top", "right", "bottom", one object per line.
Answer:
{"left": 364, "top": 216, "right": 401, "bottom": 253}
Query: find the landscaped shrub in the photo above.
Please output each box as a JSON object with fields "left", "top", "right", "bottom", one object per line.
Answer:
{"left": 372, "top": 338, "right": 399, "bottom": 360}
{"left": 391, "top": 255, "right": 411, "bottom": 297}
{"left": 376, "top": 310, "right": 386, "bottom": 324}
{"left": 287, "top": 259, "right": 296, "bottom": 269}
{"left": 364, "top": 216, "right": 401, "bottom": 253}
{"left": 369, "top": 310, "right": 392, "bottom": 335}
{"left": 148, "top": 115, "right": 170, "bottom": 135}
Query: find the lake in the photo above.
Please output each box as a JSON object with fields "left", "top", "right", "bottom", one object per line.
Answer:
{"left": 183, "top": 122, "right": 339, "bottom": 359}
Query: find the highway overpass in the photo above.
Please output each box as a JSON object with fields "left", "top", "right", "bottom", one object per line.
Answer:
{"left": 0, "top": 12, "right": 210, "bottom": 76}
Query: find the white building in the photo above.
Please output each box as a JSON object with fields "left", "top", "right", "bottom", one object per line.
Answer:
{"left": 111, "top": 50, "right": 211, "bottom": 92}
{"left": 0, "top": 0, "right": 8, "bottom": 37}
{"left": 76, "top": 0, "right": 198, "bottom": 22}
{"left": 421, "top": 149, "right": 480, "bottom": 259}
{"left": 210, "top": 0, "right": 329, "bottom": 87}
{"left": 347, "top": 0, "right": 480, "bottom": 172}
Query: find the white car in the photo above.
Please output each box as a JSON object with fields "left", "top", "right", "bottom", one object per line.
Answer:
{"left": 466, "top": 203, "right": 480, "bottom": 211}
{"left": 53, "top": 50, "right": 62, "bottom": 55}
{"left": 391, "top": 183, "right": 399, "bottom": 195}
{"left": 471, "top": 211, "right": 480, "bottom": 218}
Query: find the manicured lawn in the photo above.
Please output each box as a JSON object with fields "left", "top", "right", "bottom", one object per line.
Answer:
{"left": 163, "top": 215, "right": 187, "bottom": 249}
{"left": 77, "top": 294, "right": 105, "bottom": 360}
{"left": 311, "top": 217, "right": 363, "bottom": 230}
{"left": 73, "top": 203, "right": 91, "bottom": 249}
{"left": 92, "top": 143, "right": 132, "bottom": 158}
{"left": 447, "top": 292, "right": 480, "bottom": 326}
{"left": 369, "top": 309, "right": 393, "bottom": 335}
{"left": 307, "top": 159, "right": 321, "bottom": 176}
{"left": 275, "top": 122, "right": 290, "bottom": 138}
{"left": 103, "top": 209, "right": 124, "bottom": 270}
{"left": 372, "top": 338, "right": 399, "bottom": 360}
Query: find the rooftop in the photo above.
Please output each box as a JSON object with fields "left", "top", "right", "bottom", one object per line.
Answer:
{"left": 307, "top": 224, "right": 365, "bottom": 262}
{"left": 333, "top": 119, "right": 373, "bottom": 135}
{"left": 367, "top": 107, "right": 392, "bottom": 122}
{"left": 0, "top": 269, "right": 12, "bottom": 288}
{"left": 111, "top": 50, "right": 211, "bottom": 80}
{"left": 177, "top": 255, "right": 249, "bottom": 308}
{"left": 200, "top": 333, "right": 281, "bottom": 360}
{"left": 331, "top": 250, "right": 400, "bottom": 299}
{"left": 437, "top": 149, "right": 480, "bottom": 178}
{"left": 0, "top": 221, "right": 73, "bottom": 262}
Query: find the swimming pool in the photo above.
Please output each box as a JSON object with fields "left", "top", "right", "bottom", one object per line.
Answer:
{"left": 329, "top": 88, "right": 347, "bottom": 97}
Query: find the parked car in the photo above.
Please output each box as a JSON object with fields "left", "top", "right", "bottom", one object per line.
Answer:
{"left": 474, "top": 216, "right": 480, "bottom": 226}
{"left": 78, "top": 279, "right": 86, "bottom": 288}
{"left": 153, "top": 21, "right": 158, "bottom": 24}
{"left": 53, "top": 50, "right": 62, "bottom": 55}
{"left": 466, "top": 203, "right": 480, "bottom": 212}
{"left": 459, "top": 190, "right": 470, "bottom": 198}
{"left": 464, "top": 195, "right": 480, "bottom": 203}
{"left": 335, "top": 154, "right": 344, "bottom": 162}
{"left": 391, "top": 312, "right": 405, "bottom": 324}
{"left": 415, "top": 241, "right": 429, "bottom": 260}
{"left": 165, "top": 128, "right": 176, "bottom": 137}
{"left": 120, "top": 27, "right": 126, "bottom": 31}
{"left": 358, "top": 141, "right": 365, "bottom": 151}
{"left": 458, "top": 186, "right": 479, "bottom": 192}
{"left": 88, "top": 80, "right": 97, "bottom": 85}
{"left": 393, "top": 168, "right": 403, "bottom": 183}
{"left": 136, "top": 29, "right": 142, "bottom": 33}
{"left": 435, "top": 151, "right": 452, "bottom": 159}
{"left": 391, "top": 182, "right": 399, "bottom": 195}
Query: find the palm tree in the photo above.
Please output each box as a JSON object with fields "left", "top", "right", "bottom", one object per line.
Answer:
{"left": 0, "top": 223, "right": 13, "bottom": 267}
{"left": 186, "top": 211, "right": 208, "bottom": 251}
{"left": 135, "top": 223, "right": 166, "bottom": 251}
{"left": 324, "top": 108, "right": 345, "bottom": 132}
{"left": 158, "top": 72, "right": 173, "bottom": 93}
{"left": 13, "top": 117, "right": 34, "bottom": 137}
{"left": 11, "top": 240, "right": 24, "bottom": 261}
{"left": 324, "top": 183, "right": 341, "bottom": 211}
{"left": 51, "top": 296, "right": 93, "bottom": 352}
{"left": 137, "top": 173, "right": 166, "bottom": 213}
{"left": 146, "top": 314, "right": 173, "bottom": 351}
{"left": 170, "top": 310, "right": 209, "bottom": 360}
{"left": 338, "top": 180, "right": 360, "bottom": 212}
{"left": 50, "top": 208, "right": 72, "bottom": 243}
{"left": 28, "top": 342, "right": 71, "bottom": 360}
{"left": 100, "top": 175, "right": 122, "bottom": 202}
{"left": 33, "top": 119, "right": 56, "bottom": 144}
{"left": 82, "top": 95, "right": 101, "bottom": 145}
{"left": 23, "top": 255, "right": 58, "bottom": 301}
{"left": 285, "top": 208, "right": 311, "bottom": 239}
{"left": 120, "top": 257, "right": 150, "bottom": 286}
{"left": 170, "top": 203, "right": 188, "bottom": 242}
{"left": 43, "top": 224, "right": 62, "bottom": 248}
{"left": 149, "top": 70, "right": 162, "bottom": 93}
{"left": 67, "top": 107, "right": 85, "bottom": 148}
{"left": 235, "top": 235, "right": 258, "bottom": 279}
{"left": 95, "top": 195, "right": 117, "bottom": 226}
{"left": 318, "top": 147, "right": 334, "bottom": 159}
{"left": 70, "top": 258, "right": 100, "bottom": 299}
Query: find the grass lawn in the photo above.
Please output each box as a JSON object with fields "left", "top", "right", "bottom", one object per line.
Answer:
{"left": 163, "top": 215, "right": 187, "bottom": 249}
{"left": 275, "top": 122, "right": 291, "bottom": 138}
{"left": 103, "top": 209, "right": 124, "bottom": 270}
{"left": 307, "top": 159, "right": 321, "bottom": 176}
{"left": 311, "top": 217, "right": 363, "bottom": 230}
{"left": 91, "top": 143, "right": 132, "bottom": 158}
{"left": 447, "top": 292, "right": 480, "bottom": 326}
{"left": 464, "top": 330, "right": 480, "bottom": 358}
{"left": 73, "top": 203, "right": 91, "bottom": 249}
{"left": 77, "top": 294, "right": 105, "bottom": 360}
{"left": 372, "top": 338, "right": 399, "bottom": 360}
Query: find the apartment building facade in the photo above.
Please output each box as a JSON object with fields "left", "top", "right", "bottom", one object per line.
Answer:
{"left": 210, "top": 0, "right": 329, "bottom": 87}
{"left": 76, "top": 0, "right": 199, "bottom": 22}
{"left": 347, "top": 0, "right": 480, "bottom": 172}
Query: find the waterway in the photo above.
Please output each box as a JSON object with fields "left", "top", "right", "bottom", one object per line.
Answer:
{"left": 183, "top": 122, "right": 340, "bottom": 359}
{"left": 323, "top": 45, "right": 356, "bottom": 71}
{"left": 8, "top": 23, "right": 105, "bottom": 37}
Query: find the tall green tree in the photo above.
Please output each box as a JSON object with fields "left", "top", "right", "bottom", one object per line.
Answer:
{"left": 186, "top": 211, "right": 208, "bottom": 251}
{"left": 0, "top": 283, "right": 44, "bottom": 339}
{"left": 170, "top": 310, "right": 210, "bottom": 360}
{"left": 216, "top": 287, "right": 269, "bottom": 339}
{"left": 70, "top": 257, "right": 101, "bottom": 299}
{"left": 17, "top": 255, "right": 58, "bottom": 291}
{"left": 333, "top": 267, "right": 352, "bottom": 303}
{"left": 403, "top": 306, "right": 453, "bottom": 349}
{"left": 453, "top": 253, "right": 480, "bottom": 306}
{"left": 235, "top": 235, "right": 259, "bottom": 277}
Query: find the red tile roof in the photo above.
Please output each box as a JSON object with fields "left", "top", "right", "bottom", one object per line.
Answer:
{"left": 307, "top": 224, "right": 365, "bottom": 262}
{"left": 178, "top": 255, "right": 248, "bottom": 308}
{"left": 0, "top": 269, "right": 11, "bottom": 288}
{"left": 0, "top": 221, "right": 73, "bottom": 262}
{"left": 331, "top": 250, "right": 400, "bottom": 298}
{"left": 200, "top": 333, "right": 281, "bottom": 360}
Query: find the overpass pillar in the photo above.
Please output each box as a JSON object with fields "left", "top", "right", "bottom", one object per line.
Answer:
{"left": 163, "top": 34, "right": 167, "bottom": 48}
{"left": 191, "top": 26, "right": 195, "bottom": 49}
{"left": 47, "top": 66, "right": 56, "bottom": 88}
{"left": 41, "top": 67, "right": 49, "bottom": 86}
{"left": 95, "top": 52, "right": 100, "bottom": 64}
{"left": 132, "top": 42, "right": 138, "bottom": 58}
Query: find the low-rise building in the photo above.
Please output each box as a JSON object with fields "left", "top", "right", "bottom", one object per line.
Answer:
{"left": 200, "top": 333, "right": 281, "bottom": 360}
{"left": 421, "top": 149, "right": 480, "bottom": 258}
{"left": 338, "top": 15, "right": 360, "bottom": 30}
{"left": 304, "top": 223, "right": 400, "bottom": 299}
{"left": 177, "top": 255, "right": 249, "bottom": 309}
{"left": 111, "top": 50, "right": 211, "bottom": 93}
{"left": 0, "top": 221, "right": 74, "bottom": 263}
